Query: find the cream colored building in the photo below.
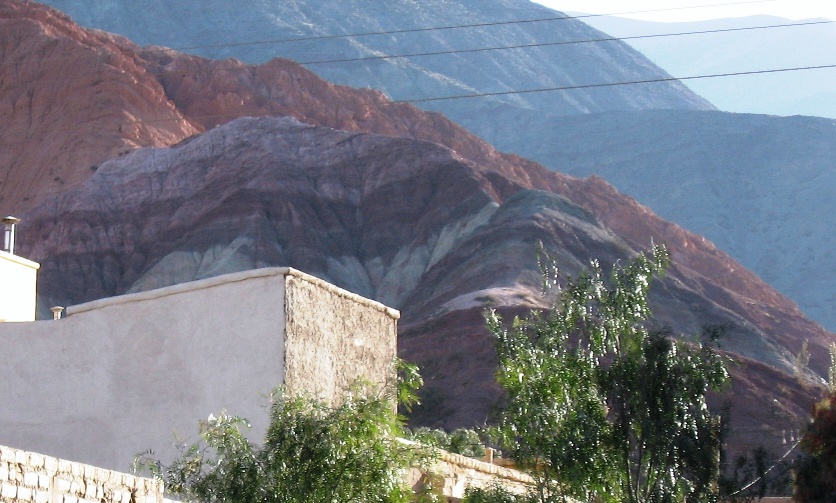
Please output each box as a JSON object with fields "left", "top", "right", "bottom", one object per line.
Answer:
{"left": 0, "top": 250, "right": 39, "bottom": 323}
{"left": 0, "top": 267, "right": 398, "bottom": 473}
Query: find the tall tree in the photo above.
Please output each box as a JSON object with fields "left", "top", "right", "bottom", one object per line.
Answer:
{"left": 477, "top": 245, "right": 729, "bottom": 503}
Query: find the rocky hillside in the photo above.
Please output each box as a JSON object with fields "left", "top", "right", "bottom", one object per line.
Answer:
{"left": 1, "top": 1, "right": 831, "bottom": 455}
{"left": 36, "top": 0, "right": 713, "bottom": 118}
{"left": 479, "top": 109, "right": 836, "bottom": 331}
{"left": 21, "top": 115, "right": 825, "bottom": 455}
{"left": 34, "top": 0, "right": 835, "bottom": 332}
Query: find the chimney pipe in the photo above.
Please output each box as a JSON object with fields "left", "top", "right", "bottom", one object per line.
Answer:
{"left": 2, "top": 216, "right": 20, "bottom": 255}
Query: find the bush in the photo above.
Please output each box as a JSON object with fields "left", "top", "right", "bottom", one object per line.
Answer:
{"left": 135, "top": 361, "right": 434, "bottom": 503}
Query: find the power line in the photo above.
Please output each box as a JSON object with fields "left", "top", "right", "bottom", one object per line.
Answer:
{"left": 395, "top": 63, "right": 836, "bottom": 103}
{"left": 296, "top": 19, "right": 832, "bottom": 66}
{"left": 731, "top": 438, "right": 802, "bottom": 496}
{"left": 3, "top": 1, "right": 820, "bottom": 95}
{"left": 1, "top": 62, "right": 833, "bottom": 138}
{"left": 168, "top": 0, "right": 779, "bottom": 52}
{"left": 5, "top": 15, "right": 829, "bottom": 99}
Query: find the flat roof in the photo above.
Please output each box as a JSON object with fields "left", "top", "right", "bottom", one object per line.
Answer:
{"left": 0, "top": 250, "right": 40, "bottom": 269}
{"left": 67, "top": 267, "right": 400, "bottom": 319}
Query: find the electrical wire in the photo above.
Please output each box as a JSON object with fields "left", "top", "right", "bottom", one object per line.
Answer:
{"left": 395, "top": 63, "right": 836, "bottom": 103}
{"left": 4, "top": 16, "right": 831, "bottom": 105}
{"left": 1, "top": 0, "right": 832, "bottom": 132}
{"left": 730, "top": 438, "right": 802, "bottom": 496}
{"left": 0, "top": 61, "right": 833, "bottom": 138}
{"left": 168, "top": 0, "right": 779, "bottom": 51}
{"left": 296, "top": 19, "right": 832, "bottom": 65}
{"left": 3, "top": 1, "right": 828, "bottom": 95}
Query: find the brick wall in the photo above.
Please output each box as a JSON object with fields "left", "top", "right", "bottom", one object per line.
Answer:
{"left": 0, "top": 445, "right": 162, "bottom": 503}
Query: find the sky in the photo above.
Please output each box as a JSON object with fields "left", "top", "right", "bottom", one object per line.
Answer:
{"left": 531, "top": 0, "right": 836, "bottom": 22}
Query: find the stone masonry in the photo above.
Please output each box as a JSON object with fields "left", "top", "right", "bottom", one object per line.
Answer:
{"left": 0, "top": 444, "right": 162, "bottom": 503}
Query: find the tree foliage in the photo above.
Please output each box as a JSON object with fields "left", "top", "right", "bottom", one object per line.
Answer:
{"left": 795, "top": 345, "right": 836, "bottom": 502}
{"left": 474, "top": 245, "right": 729, "bottom": 503}
{"left": 136, "top": 361, "right": 432, "bottom": 503}
{"left": 408, "top": 427, "right": 487, "bottom": 458}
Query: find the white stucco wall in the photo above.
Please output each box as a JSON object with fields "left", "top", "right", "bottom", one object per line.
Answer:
{"left": 0, "top": 267, "right": 399, "bottom": 474}
{"left": 0, "top": 251, "right": 39, "bottom": 322}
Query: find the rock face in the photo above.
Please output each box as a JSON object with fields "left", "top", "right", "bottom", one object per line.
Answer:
{"left": 21, "top": 116, "right": 828, "bottom": 456}
{"left": 32, "top": 0, "right": 835, "bottom": 333}
{"left": 0, "top": 0, "right": 199, "bottom": 211}
{"left": 1, "top": 1, "right": 831, "bottom": 456}
{"left": 486, "top": 110, "right": 836, "bottom": 331}
{"left": 0, "top": 0, "right": 552, "bottom": 213}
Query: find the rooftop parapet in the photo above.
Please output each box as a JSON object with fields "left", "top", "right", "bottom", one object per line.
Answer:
{"left": 0, "top": 249, "right": 40, "bottom": 322}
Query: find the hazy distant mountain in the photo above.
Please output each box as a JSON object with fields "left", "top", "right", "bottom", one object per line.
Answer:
{"left": 37, "top": 0, "right": 713, "bottom": 119}
{"left": 475, "top": 109, "right": 836, "bottom": 330}
{"left": 578, "top": 14, "right": 836, "bottom": 119}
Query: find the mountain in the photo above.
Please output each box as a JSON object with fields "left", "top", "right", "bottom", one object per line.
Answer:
{"left": 34, "top": 0, "right": 713, "bottom": 117}
{"left": 575, "top": 14, "right": 836, "bottom": 119}
{"left": 21, "top": 114, "right": 824, "bottom": 457}
{"left": 31, "top": 0, "right": 836, "bottom": 333}
{"left": 1, "top": 1, "right": 830, "bottom": 458}
{"left": 476, "top": 109, "right": 836, "bottom": 331}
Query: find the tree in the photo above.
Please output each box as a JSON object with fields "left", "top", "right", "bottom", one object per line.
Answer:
{"left": 794, "top": 343, "right": 836, "bottom": 502}
{"left": 474, "top": 245, "right": 729, "bottom": 503}
{"left": 135, "top": 360, "right": 436, "bottom": 503}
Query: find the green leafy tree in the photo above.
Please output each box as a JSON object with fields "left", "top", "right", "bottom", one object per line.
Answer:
{"left": 136, "top": 360, "right": 435, "bottom": 503}
{"left": 474, "top": 245, "right": 729, "bottom": 503}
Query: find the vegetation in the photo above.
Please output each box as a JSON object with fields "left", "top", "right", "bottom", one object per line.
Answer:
{"left": 795, "top": 393, "right": 836, "bottom": 501}
{"left": 407, "top": 427, "right": 487, "bottom": 458}
{"left": 135, "top": 360, "right": 438, "bottom": 503}
{"left": 794, "top": 343, "right": 836, "bottom": 502}
{"left": 467, "top": 245, "right": 730, "bottom": 503}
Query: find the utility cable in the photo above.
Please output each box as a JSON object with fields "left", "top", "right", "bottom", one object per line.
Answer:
{"left": 1, "top": 62, "right": 834, "bottom": 138}
{"left": 296, "top": 19, "right": 832, "bottom": 65}
{"left": 395, "top": 63, "right": 836, "bottom": 103}
{"left": 730, "top": 438, "right": 802, "bottom": 496}
{"left": 4, "top": 16, "right": 829, "bottom": 97}
{"left": 168, "top": 0, "right": 779, "bottom": 51}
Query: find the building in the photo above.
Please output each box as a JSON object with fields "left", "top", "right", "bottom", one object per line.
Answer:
{"left": 1, "top": 217, "right": 39, "bottom": 323}
{"left": 0, "top": 222, "right": 529, "bottom": 501}
{"left": 0, "top": 265, "right": 398, "bottom": 472}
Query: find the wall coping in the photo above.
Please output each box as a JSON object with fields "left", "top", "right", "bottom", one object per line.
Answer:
{"left": 398, "top": 438, "right": 534, "bottom": 485}
{"left": 0, "top": 443, "right": 162, "bottom": 497}
{"left": 67, "top": 267, "right": 399, "bottom": 319}
{"left": 437, "top": 449, "right": 534, "bottom": 485}
{"left": 0, "top": 250, "right": 40, "bottom": 270}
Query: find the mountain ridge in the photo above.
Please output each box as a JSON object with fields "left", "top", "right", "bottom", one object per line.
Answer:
{"left": 21, "top": 114, "right": 824, "bottom": 454}
{"left": 30, "top": 0, "right": 835, "bottom": 332}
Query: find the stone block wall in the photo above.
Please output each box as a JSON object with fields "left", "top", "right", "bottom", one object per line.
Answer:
{"left": 433, "top": 450, "right": 532, "bottom": 500}
{"left": 0, "top": 445, "right": 162, "bottom": 503}
{"left": 284, "top": 271, "right": 399, "bottom": 404}
{"left": 404, "top": 442, "right": 533, "bottom": 502}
